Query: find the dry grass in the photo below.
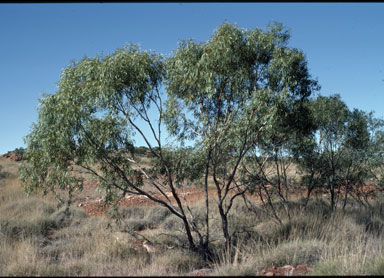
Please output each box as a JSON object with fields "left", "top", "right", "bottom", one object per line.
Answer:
{"left": 2, "top": 156, "right": 384, "bottom": 276}
{"left": 0, "top": 158, "right": 205, "bottom": 276}
{"left": 211, "top": 197, "right": 384, "bottom": 276}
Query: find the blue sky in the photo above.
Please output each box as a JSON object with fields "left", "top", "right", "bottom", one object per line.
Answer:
{"left": 1, "top": 3, "right": 384, "bottom": 154}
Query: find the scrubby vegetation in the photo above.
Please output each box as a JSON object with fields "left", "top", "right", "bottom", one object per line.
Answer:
{"left": 2, "top": 155, "right": 384, "bottom": 275}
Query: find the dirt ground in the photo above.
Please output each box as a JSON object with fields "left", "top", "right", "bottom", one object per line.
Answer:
{"left": 74, "top": 177, "right": 376, "bottom": 218}
{"left": 74, "top": 179, "right": 220, "bottom": 217}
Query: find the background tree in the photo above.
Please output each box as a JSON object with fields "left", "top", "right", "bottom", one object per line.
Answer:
{"left": 340, "top": 109, "right": 384, "bottom": 209}
{"left": 308, "top": 95, "right": 349, "bottom": 211}
{"left": 295, "top": 95, "right": 384, "bottom": 211}
{"left": 240, "top": 91, "right": 315, "bottom": 223}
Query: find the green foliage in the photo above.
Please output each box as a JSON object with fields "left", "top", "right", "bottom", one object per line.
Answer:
{"left": 19, "top": 44, "right": 164, "bottom": 206}
{"left": 165, "top": 22, "right": 319, "bottom": 249}
{"left": 149, "top": 146, "right": 206, "bottom": 186}
{"left": 293, "top": 94, "right": 384, "bottom": 210}
{"left": 10, "top": 147, "right": 25, "bottom": 156}
{"left": 134, "top": 146, "right": 149, "bottom": 155}
{"left": 165, "top": 22, "right": 318, "bottom": 148}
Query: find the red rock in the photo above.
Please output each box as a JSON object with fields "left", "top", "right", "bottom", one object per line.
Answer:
{"left": 186, "top": 268, "right": 212, "bottom": 276}
{"left": 282, "top": 265, "right": 294, "bottom": 275}
{"left": 295, "top": 265, "right": 307, "bottom": 270}
{"left": 2, "top": 152, "right": 22, "bottom": 162}
{"left": 282, "top": 265, "right": 294, "bottom": 269}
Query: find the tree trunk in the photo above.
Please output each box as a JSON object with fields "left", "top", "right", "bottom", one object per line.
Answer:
{"left": 342, "top": 183, "right": 349, "bottom": 212}
{"left": 218, "top": 203, "right": 231, "bottom": 251}
{"left": 303, "top": 185, "right": 313, "bottom": 209}
{"left": 181, "top": 216, "right": 197, "bottom": 251}
{"left": 203, "top": 148, "right": 212, "bottom": 253}
{"left": 330, "top": 182, "right": 336, "bottom": 212}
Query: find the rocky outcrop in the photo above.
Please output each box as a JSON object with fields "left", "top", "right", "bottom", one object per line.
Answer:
{"left": 2, "top": 151, "right": 23, "bottom": 162}
{"left": 260, "top": 264, "right": 312, "bottom": 276}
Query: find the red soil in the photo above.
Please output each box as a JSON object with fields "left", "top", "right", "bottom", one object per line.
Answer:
{"left": 74, "top": 177, "right": 377, "bottom": 218}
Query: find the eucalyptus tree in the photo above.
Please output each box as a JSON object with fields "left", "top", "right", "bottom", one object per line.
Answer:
{"left": 18, "top": 45, "right": 205, "bottom": 253}
{"left": 240, "top": 94, "right": 316, "bottom": 223}
{"left": 340, "top": 109, "right": 384, "bottom": 209}
{"left": 166, "top": 22, "right": 319, "bottom": 249}
{"left": 20, "top": 22, "right": 320, "bottom": 258}
{"left": 303, "top": 95, "right": 350, "bottom": 211}
{"left": 296, "top": 95, "right": 384, "bottom": 211}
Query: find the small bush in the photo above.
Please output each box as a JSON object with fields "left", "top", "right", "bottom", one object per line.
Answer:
{"left": 120, "top": 206, "right": 145, "bottom": 219}
{"left": 105, "top": 240, "right": 138, "bottom": 259}
{"left": 0, "top": 217, "right": 56, "bottom": 241}
{"left": 161, "top": 214, "right": 182, "bottom": 231}
{"left": 49, "top": 206, "right": 87, "bottom": 229}
{"left": 152, "top": 249, "right": 205, "bottom": 274}
{"left": 261, "top": 239, "right": 326, "bottom": 267}
{"left": 13, "top": 147, "right": 25, "bottom": 156}
{"left": 311, "top": 260, "right": 345, "bottom": 276}
{"left": 125, "top": 219, "right": 153, "bottom": 231}
{"left": 146, "top": 206, "right": 171, "bottom": 224}
{"left": 0, "top": 165, "right": 8, "bottom": 182}
{"left": 2, "top": 197, "right": 55, "bottom": 218}
{"left": 255, "top": 217, "right": 321, "bottom": 244}
{"left": 134, "top": 146, "right": 149, "bottom": 155}
{"left": 117, "top": 205, "right": 171, "bottom": 231}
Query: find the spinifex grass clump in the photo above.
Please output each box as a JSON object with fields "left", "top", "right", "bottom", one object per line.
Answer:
{"left": 0, "top": 198, "right": 56, "bottom": 241}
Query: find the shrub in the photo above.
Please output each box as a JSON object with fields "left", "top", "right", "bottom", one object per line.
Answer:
{"left": 261, "top": 239, "right": 326, "bottom": 267}
{"left": 105, "top": 240, "right": 138, "bottom": 259}
{"left": 49, "top": 207, "right": 87, "bottom": 229}
{"left": 120, "top": 206, "right": 145, "bottom": 219}
{"left": 254, "top": 217, "right": 320, "bottom": 244}
{"left": 161, "top": 214, "right": 182, "bottom": 231}
{"left": 146, "top": 206, "right": 171, "bottom": 225}
{"left": 152, "top": 249, "right": 205, "bottom": 274}
{"left": 2, "top": 197, "right": 55, "bottom": 218}
{"left": 125, "top": 219, "right": 153, "bottom": 231}
{"left": 0, "top": 217, "right": 56, "bottom": 241}
{"left": 134, "top": 146, "right": 149, "bottom": 155}
{"left": 13, "top": 147, "right": 25, "bottom": 156}
{"left": 0, "top": 165, "right": 8, "bottom": 182}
